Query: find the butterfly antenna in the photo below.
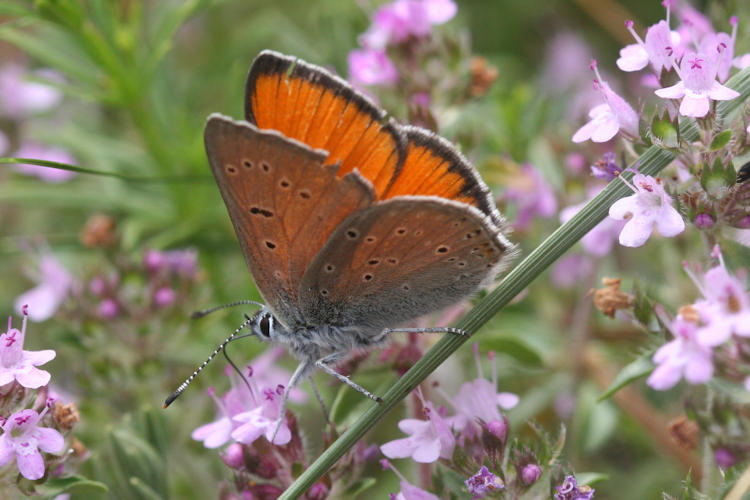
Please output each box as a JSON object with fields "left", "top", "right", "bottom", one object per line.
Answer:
{"left": 163, "top": 314, "right": 256, "bottom": 408}
{"left": 190, "top": 299, "right": 264, "bottom": 319}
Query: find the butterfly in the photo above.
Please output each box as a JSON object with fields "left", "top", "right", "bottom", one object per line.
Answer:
{"left": 200, "top": 50, "right": 513, "bottom": 414}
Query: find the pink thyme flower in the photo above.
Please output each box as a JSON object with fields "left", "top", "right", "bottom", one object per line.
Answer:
{"left": 191, "top": 386, "right": 236, "bottom": 448}
{"left": 675, "top": 4, "right": 715, "bottom": 47}
{"left": 192, "top": 348, "right": 302, "bottom": 448}
{"left": 231, "top": 385, "right": 291, "bottom": 445}
{"left": 504, "top": 163, "right": 557, "bottom": 231}
{"left": 693, "top": 263, "right": 750, "bottom": 347}
{"left": 699, "top": 18, "right": 737, "bottom": 82}
{"left": 733, "top": 53, "right": 750, "bottom": 69}
{"left": 617, "top": 17, "right": 681, "bottom": 76}
{"left": 380, "top": 394, "right": 455, "bottom": 463}
{"left": 0, "top": 408, "right": 64, "bottom": 480}
{"left": 381, "top": 459, "right": 441, "bottom": 500}
{"left": 554, "top": 475, "right": 595, "bottom": 500}
{"left": 360, "top": 0, "right": 457, "bottom": 49}
{"left": 0, "top": 308, "right": 56, "bottom": 389}
{"left": 13, "top": 142, "right": 77, "bottom": 183}
{"left": 442, "top": 345, "right": 518, "bottom": 442}
{"left": 561, "top": 186, "right": 626, "bottom": 257}
{"left": 0, "top": 64, "right": 62, "bottom": 118}
{"left": 153, "top": 287, "right": 176, "bottom": 308}
{"left": 655, "top": 52, "right": 740, "bottom": 117}
{"left": 15, "top": 253, "right": 74, "bottom": 322}
{"left": 465, "top": 465, "right": 504, "bottom": 499}
{"left": 572, "top": 60, "right": 639, "bottom": 143}
{"left": 348, "top": 48, "right": 399, "bottom": 87}
{"left": 608, "top": 173, "right": 685, "bottom": 247}
{"left": 647, "top": 315, "right": 713, "bottom": 390}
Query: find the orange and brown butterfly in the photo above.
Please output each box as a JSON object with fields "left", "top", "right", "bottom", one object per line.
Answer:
{"left": 202, "top": 50, "right": 514, "bottom": 408}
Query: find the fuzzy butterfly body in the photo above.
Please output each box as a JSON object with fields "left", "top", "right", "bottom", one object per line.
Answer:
{"left": 204, "top": 50, "right": 513, "bottom": 395}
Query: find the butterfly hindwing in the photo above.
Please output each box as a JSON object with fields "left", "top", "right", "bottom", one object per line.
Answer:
{"left": 205, "top": 114, "right": 375, "bottom": 327}
{"left": 298, "top": 197, "right": 512, "bottom": 331}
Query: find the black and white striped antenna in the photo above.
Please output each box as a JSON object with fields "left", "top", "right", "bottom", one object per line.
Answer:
{"left": 163, "top": 302, "right": 263, "bottom": 408}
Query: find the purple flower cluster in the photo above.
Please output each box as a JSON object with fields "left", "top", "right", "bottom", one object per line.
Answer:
{"left": 648, "top": 247, "right": 750, "bottom": 390}
{"left": 554, "top": 475, "right": 595, "bottom": 500}
{"left": 348, "top": 0, "right": 456, "bottom": 88}
{"left": 0, "top": 306, "right": 79, "bottom": 488}
{"left": 378, "top": 345, "right": 527, "bottom": 497}
{"left": 0, "top": 62, "right": 76, "bottom": 182}
{"left": 567, "top": 4, "right": 750, "bottom": 252}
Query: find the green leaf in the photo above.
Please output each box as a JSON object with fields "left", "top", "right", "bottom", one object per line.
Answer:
{"left": 650, "top": 113, "right": 679, "bottom": 148}
{"left": 482, "top": 335, "right": 543, "bottom": 366}
{"left": 342, "top": 478, "right": 377, "bottom": 497}
{"left": 37, "top": 475, "right": 108, "bottom": 498}
{"left": 574, "top": 472, "right": 610, "bottom": 486}
{"left": 709, "top": 129, "right": 732, "bottom": 151}
{"left": 598, "top": 353, "right": 654, "bottom": 401}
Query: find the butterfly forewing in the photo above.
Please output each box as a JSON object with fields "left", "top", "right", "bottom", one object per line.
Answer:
{"left": 298, "top": 197, "right": 512, "bottom": 330}
{"left": 205, "top": 114, "right": 375, "bottom": 327}
{"left": 245, "top": 50, "right": 406, "bottom": 197}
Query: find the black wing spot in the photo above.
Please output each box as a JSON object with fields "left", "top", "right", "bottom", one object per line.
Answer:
{"left": 365, "top": 235, "right": 376, "bottom": 243}
{"left": 402, "top": 283, "right": 410, "bottom": 291}
{"left": 280, "top": 178, "right": 291, "bottom": 188}
{"left": 225, "top": 165, "right": 237, "bottom": 174}
{"left": 325, "top": 264, "right": 335, "bottom": 272}
{"left": 321, "top": 289, "right": 329, "bottom": 296}
{"left": 299, "top": 189, "right": 312, "bottom": 199}
{"left": 261, "top": 161, "right": 271, "bottom": 172}
{"left": 386, "top": 257, "right": 399, "bottom": 265}
{"left": 436, "top": 245, "right": 449, "bottom": 254}
{"left": 368, "top": 259, "right": 380, "bottom": 266}
{"left": 265, "top": 241, "right": 277, "bottom": 250}
{"left": 395, "top": 227, "right": 407, "bottom": 236}
{"left": 242, "top": 159, "right": 253, "bottom": 169}
{"left": 346, "top": 229, "right": 359, "bottom": 239}
{"left": 414, "top": 229, "right": 424, "bottom": 237}
{"left": 363, "top": 273, "right": 373, "bottom": 282}
{"left": 249, "top": 207, "right": 274, "bottom": 218}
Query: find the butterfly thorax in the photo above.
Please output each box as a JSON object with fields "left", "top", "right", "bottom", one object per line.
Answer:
{"left": 249, "top": 307, "right": 386, "bottom": 364}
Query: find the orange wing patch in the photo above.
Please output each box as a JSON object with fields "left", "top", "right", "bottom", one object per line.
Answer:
{"left": 383, "top": 138, "right": 473, "bottom": 205}
{"left": 246, "top": 51, "right": 404, "bottom": 197}
{"left": 382, "top": 127, "right": 503, "bottom": 227}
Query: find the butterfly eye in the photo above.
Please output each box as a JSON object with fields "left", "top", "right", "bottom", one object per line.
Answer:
{"left": 257, "top": 313, "right": 273, "bottom": 338}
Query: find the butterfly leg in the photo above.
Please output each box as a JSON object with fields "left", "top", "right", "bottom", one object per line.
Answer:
{"left": 271, "top": 359, "right": 312, "bottom": 443}
{"left": 382, "top": 326, "right": 468, "bottom": 335}
{"left": 309, "top": 378, "right": 336, "bottom": 432}
{"left": 315, "top": 356, "right": 383, "bottom": 403}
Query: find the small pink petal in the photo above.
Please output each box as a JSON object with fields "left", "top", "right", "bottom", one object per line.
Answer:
{"left": 35, "top": 427, "right": 64, "bottom": 453}
{"left": 412, "top": 438, "right": 441, "bottom": 463}
{"left": 616, "top": 44, "right": 649, "bottom": 71}
{"left": 655, "top": 82, "right": 686, "bottom": 99}
{"left": 380, "top": 438, "right": 415, "bottom": 459}
{"left": 707, "top": 81, "right": 740, "bottom": 101}
{"left": 679, "top": 93, "right": 710, "bottom": 117}
{"left": 15, "top": 366, "right": 51, "bottom": 389}
{"left": 16, "top": 448, "right": 45, "bottom": 480}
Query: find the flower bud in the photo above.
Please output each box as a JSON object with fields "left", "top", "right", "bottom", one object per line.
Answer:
{"left": 521, "top": 463, "right": 542, "bottom": 485}
{"left": 221, "top": 443, "right": 245, "bottom": 469}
